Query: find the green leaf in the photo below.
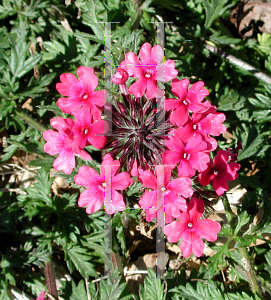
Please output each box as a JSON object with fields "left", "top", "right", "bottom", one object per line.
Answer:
{"left": 65, "top": 246, "right": 97, "bottom": 278}
{"left": 203, "top": 0, "right": 234, "bottom": 29}
{"left": 139, "top": 268, "right": 166, "bottom": 300}
{"left": 170, "top": 280, "right": 226, "bottom": 300}
{"left": 248, "top": 93, "right": 271, "bottom": 109}
{"left": 82, "top": 2, "right": 105, "bottom": 41}
{"left": 226, "top": 292, "right": 262, "bottom": 300}
{"left": 99, "top": 269, "right": 132, "bottom": 300}
{"left": 234, "top": 209, "right": 250, "bottom": 236}
{"left": 235, "top": 124, "right": 266, "bottom": 161}
{"left": 209, "top": 31, "right": 241, "bottom": 45}
{"left": 15, "top": 54, "right": 42, "bottom": 78}
{"left": 264, "top": 250, "right": 271, "bottom": 275}
{"left": 205, "top": 241, "right": 230, "bottom": 278}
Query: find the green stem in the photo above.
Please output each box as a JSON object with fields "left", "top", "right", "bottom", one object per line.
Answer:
{"left": 14, "top": 108, "right": 47, "bottom": 133}
{"left": 221, "top": 195, "right": 263, "bottom": 298}
{"left": 238, "top": 246, "right": 263, "bottom": 298}
{"left": 221, "top": 194, "right": 235, "bottom": 230}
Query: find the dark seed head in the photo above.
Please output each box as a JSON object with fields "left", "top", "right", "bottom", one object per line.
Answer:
{"left": 104, "top": 95, "right": 175, "bottom": 173}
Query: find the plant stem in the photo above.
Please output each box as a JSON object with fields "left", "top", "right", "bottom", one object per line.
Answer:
{"left": 221, "top": 194, "right": 235, "bottom": 230}
{"left": 221, "top": 195, "right": 263, "bottom": 298}
{"left": 45, "top": 261, "right": 58, "bottom": 299}
{"left": 238, "top": 246, "right": 263, "bottom": 298}
{"left": 205, "top": 43, "right": 271, "bottom": 85}
{"left": 14, "top": 108, "right": 47, "bottom": 133}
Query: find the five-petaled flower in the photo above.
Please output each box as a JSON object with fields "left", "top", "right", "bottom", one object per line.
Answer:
{"left": 74, "top": 155, "right": 133, "bottom": 214}
{"left": 119, "top": 43, "right": 178, "bottom": 99}
{"left": 165, "top": 79, "right": 209, "bottom": 127}
{"left": 198, "top": 149, "right": 241, "bottom": 196}
{"left": 138, "top": 166, "right": 193, "bottom": 225}
{"left": 164, "top": 197, "right": 221, "bottom": 257}
{"left": 43, "top": 117, "right": 91, "bottom": 175}
{"left": 56, "top": 66, "right": 105, "bottom": 121}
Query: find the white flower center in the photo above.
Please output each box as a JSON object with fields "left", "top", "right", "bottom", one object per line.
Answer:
{"left": 84, "top": 129, "right": 89, "bottom": 134}
{"left": 183, "top": 99, "right": 188, "bottom": 105}
{"left": 102, "top": 182, "right": 107, "bottom": 188}
{"left": 193, "top": 124, "right": 197, "bottom": 130}
{"left": 82, "top": 93, "right": 88, "bottom": 99}
{"left": 187, "top": 222, "right": 193, "bottom": 228}
{"left": 145, "top": 74, "right": 151, "bottom": 78}
{"left": 183, "top": 152, "right": 189, "bottom": 159}
{"left": 213, "top": 170, "right": 219, "bottom": 175}
{"left": 161, "top": 187, "right": 166, "bottom": 192}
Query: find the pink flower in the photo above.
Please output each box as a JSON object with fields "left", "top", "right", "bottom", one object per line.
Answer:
{"left": 164, "top": 197, "right": 221, "bottom": 257}
{"left": 163, "top": 134, "right": 209, "bottom": 177}
{"left": 119, "top": 43, "right": 178, "bottom": 99}
{"left": 138, "top": 166, "right": 193, "bottom": 224}
{"left": 74, "top": 155, "right": 133, "bottom": 214}
{"left": 112, "top": 67, "right": 129, "bottom": 85}
{"left": 43, "top": 117, "right": 91, "bottom": 175}
{"left": 165, "top": 79, "right": 209, "bottom": 126}
{"left": 72, "top": 107, "right": 108, "bottom": 152}
{"left": 56, "top": 66, "right": 106, "bottom": 121}
{"left": 174, "top": 106, "right": 226, "bottom": 151}
{"left": 36, "top": 291, "right": 48, "bottom": 300}
{"left": 198, "top": 150, "right": 241, "bottom": 196}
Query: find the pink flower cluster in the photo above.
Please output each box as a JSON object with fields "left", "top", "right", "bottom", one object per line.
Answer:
{"left": 43, "top": 67, "right": 108, "bottom": 175}
{"left": 43, "top": 43, "right": 242, "bottom": 258}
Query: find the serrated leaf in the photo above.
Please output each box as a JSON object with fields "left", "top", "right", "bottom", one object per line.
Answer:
{"left": 209, "top": 32, "right": 241, "bottom": 45}
{"left": 139, "top": 268, "right": 166, "bottom": 300}
{"left": 65, "top": 246, "right": 97, "bottom": 278}
{"left": 235, "top": 125, "right": 266, "bottom": 161}
{"left": 15, "top": 54, "right": 42, "bottom": 78}
{"left": 203, "top": 0, "right": 234, "bottom": 29}
{"left": 234, "top": 210, "right": 250, "bottom": 236}
{"left": 82, "top": 2, "right": 105, "bottom": 41}
{"left": 205, "top": 241, "right": 230, "bottom": 277}
{"left": 99, "top": 269, "right": 132, "bottom": 300}
{"left": 170, "top": 280, "right": 225, "bottom": 300}
{"left": 248, "top": 93, "right": 271, "bottom": 109}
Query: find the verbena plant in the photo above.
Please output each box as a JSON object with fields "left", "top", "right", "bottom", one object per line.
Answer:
{"left": 0, "top": 0, "right": 271, "bottom": 299}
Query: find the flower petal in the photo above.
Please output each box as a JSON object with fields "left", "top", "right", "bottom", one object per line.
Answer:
{"left": 164, "top": 221, "right": 186, "bottom": 243}
{"left": 187, "top": 197, "right": 204, "bottom": 222}
{"left": 53, "top": 149, "right": 75, "bottom": 175}
{"left": 111, "top": 172, "right": 133, "bottom": 190}
{"left": 78, "top": 189, "right": 103, "bottom": 214}
{"left": 56, "top": 73, "right": 78, "bottom": 96}
{"left": 191, "top": 238, "right": 205, "bottom": 257}
{"left": 194, "top": 219, "right": 221, "bottom": 242}
{"left": 139, "top": 170, "right": 157, "bottom": 189}
{"left": 128, "top": 77, "right": 147, "bottom": 98}
{"left": 74, "top": 166, "right": 101, "bottom": 187}
{"left": 77, "top": 66, "right": 98, "bottom": 93}
{"left": 106, "top": 189, "right": 126, "bottom": 214}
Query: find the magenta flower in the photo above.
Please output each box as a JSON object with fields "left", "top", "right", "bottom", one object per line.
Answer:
{"left": 198, "top": 150, "right": 241, "bottom": 196}
{"left": 174, "top": 106, "right": 226, "bottom": 151}
{"left": 112, "top": 67, "right": 129, "bottom": 85}
{"left": 164, "top": 197, "right": 221, "bottom": 257}
{"left": 43, "top": 117, "right": 91, "bottom": 175}
{"left": 36, "top": 291, "right": 48, "bottom": 300}
{"left": 72, "top": 107, "right": 109, "bottom": 152}
{"left": 56, "top": 66, "right": 106, "bottom": 120}
{"left": 138, "top": 166, "right": 193, "bottom": 224}
{"left": 74, "top": 155, "right": 133, "bottom": 214}
{"left": 163, "top": 134, "right": 209, "bottom": 177}
{"left": 165, "top": 79, "right": 209, "bottom": 126}
{"left": 119, "top": 43, "right": 178, "bottom": 98}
